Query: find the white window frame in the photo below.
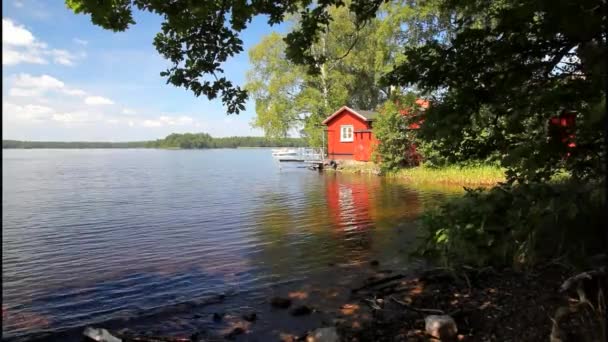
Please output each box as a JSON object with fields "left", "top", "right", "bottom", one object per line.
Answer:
{"left": 340, "top": 125, "right": 354, "bottom": 142}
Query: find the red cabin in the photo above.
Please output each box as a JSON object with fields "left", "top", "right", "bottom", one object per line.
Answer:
{"left": 322, "top": 106, "right": 379, "bottom": 161}
{"left": 323, "top": 101, "right": 429, "bottom": 162}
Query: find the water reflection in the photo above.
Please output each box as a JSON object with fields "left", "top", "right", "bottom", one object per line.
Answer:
{"left": 2, "top": 150, "right": 457, "bottom": 340}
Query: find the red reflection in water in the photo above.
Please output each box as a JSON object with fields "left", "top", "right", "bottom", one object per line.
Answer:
{"left": 2, "top": 305, "right": 51, "bottom": 331}
{"left": 325, "top": 176, "right": 373, "bottom": 233}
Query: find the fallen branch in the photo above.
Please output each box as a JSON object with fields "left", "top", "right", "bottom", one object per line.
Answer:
{"left": 351, "top": 274, "right": 407, "bottom": 293}
{"left": 389, "top": 296, "right": 445, "bottom": 315}
{"left": 560, "top": 267, "right": 606, "bottom": 293}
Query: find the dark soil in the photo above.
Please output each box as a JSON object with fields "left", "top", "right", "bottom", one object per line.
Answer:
{"left": 336, "top": 264, "right": 606, "bottom": 341}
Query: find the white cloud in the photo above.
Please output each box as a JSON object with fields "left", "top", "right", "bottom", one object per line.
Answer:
{"left": 9, "top": 74, "right": 87, "bottom": 98}
{"left": 62, "top": 88, "right": 87, "bottom": 96}
{"left": 2, "top": 18, "right": 84, "bottom": 66}
{"left": 3, "top": 47, "right": 47, "bottom": 65}
{"left": 49, "top": 49, "right": 77, "bottom": 66}
{"left": 3, "top": 102, "right": 55, "bottom": 122}
{"left": 140, "top": 115, "right": 196, "bottom": 128}
{"left": 122, "top": 108, "right": 136, "bottom": 115}
{"left": 2, "top": 18, "right": 35, "bottom": 46}
{"left": 142, "top": 119, "right": 162, "bottom": 127}
{"left": 14, "top": 74, "right": 65, "bottom": 89}
{"left": 14, "top": 1, "right": 24, "bottom": 8}
{"left": 9, "top": 87, "right": 40, "bottom": 97}
{"left": 85, "top": 96, "right": 114, "bottom": 105}
{"left": 51, "top": 111, "right": 103, "bottom": 124}
{"left": 73, "top": 38, "right": 88, "bottom": 46}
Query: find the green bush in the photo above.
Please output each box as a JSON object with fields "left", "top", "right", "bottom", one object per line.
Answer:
{"left": 373, "top": 93, "right": 422, "bottom": 171}
{"left": 417, "top": 180, "right": 606, "bottom": 269}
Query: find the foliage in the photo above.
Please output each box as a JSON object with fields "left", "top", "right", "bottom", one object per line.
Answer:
{"left": 386, "top": 0, "right": 605, "bottom": 183}
{"left": 65, "top": 0, "right": 389, "bottom": 114}
{"left": 418, "top": 180, "right": 606, "bottom": 269}
{"left": 373, "top": 93, "right": 423, "bottom": 171}
{"left": 2, "top": 135, "right": 306, "bottom": 149}
{"left": 246, "top": 3, "right": 397, "bottom": 145}
{"left": 415, "top": 105, "right": 506, "bottom": 168}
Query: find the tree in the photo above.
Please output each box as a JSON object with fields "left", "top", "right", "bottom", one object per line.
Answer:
{"left": 65, "top": 0, "right": 388, "bottom": 114}
{"left": 373, "top": 93, "right": 424, "bottom": 171}
{"left": 386, "top": 0, "right": 605, "bottom": 182}
{"left": 246, "top": 2, "right": 403, "bottom": 145}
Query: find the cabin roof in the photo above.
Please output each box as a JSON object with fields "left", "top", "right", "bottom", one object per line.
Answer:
{"left": 354, "top": 109, "right": 378, "bottom": 121}
{"left": 322, "top": 106, "right": 378, "bottom": 125}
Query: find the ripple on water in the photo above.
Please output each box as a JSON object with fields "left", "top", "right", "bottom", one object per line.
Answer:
{"left": 2, "top": 149, "right": 455, "bottom": 340}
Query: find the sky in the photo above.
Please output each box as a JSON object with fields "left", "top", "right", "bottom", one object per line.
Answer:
{"left": 2, "top": 0, "right": 288, "bottom": 141}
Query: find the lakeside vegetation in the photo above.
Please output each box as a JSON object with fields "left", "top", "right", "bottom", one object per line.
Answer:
{"left": 388, "top": 165, "right": 505, "bottom": 186}
{"left": 329, "top": 161, "right": 504, "bottom": 186}
{"left": 3, "top": 134, "right": 307, "bottom": 149}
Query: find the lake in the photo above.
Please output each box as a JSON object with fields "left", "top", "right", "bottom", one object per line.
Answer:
{"left": 2, "top": 149, "right": 459, "bottom": 340}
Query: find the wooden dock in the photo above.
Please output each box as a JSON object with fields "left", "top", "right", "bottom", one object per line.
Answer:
{"left": 304, "top": 160, "right": 325, "bottom": 170}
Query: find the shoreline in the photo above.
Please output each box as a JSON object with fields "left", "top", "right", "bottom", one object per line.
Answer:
{"left": 325, "top": 160, "right": 504, "bottom": 186}
{"left": 14, "top": 260, "right": 585, "bottom": 342}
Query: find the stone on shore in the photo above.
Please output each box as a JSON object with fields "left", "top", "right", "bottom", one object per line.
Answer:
{"left": 242, "top": 312, "right": 257, "bottom": 322}
{"left": 306, "top": 327, "right": 339, "bottom": 342}
{"left": 425, "top": 315, "right": 458, "bottom": 341}
{"left": 83, "top": 327, "right": 122, "bottom": 342}
{"left": 290, "top": 305, "right": 312, "bottom": 316}
{"left": 270, "top": 297, "right": 292, "bottom": 309}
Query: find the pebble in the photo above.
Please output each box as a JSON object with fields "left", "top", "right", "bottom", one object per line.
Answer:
{"left": 425, "top": 315, "right": 458, "bottom": 341}
{"left": 242, "top": 312, "right": 257, "bottom": 322}
{"left": 290, "top": 305, "right": 312, "bottom": 316}
{"left": 270, "top": 297, "right": 292, "bottom": 309}
{"left": 306, "top": 327, "right": 338, "bottom": 342}
{"left": 224, "top": 327, "right": 245, "bottom": 340}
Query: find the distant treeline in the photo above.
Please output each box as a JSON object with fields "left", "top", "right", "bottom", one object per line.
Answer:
{"left": 145, "top": 133, "right": 307, "bottom": 148}
{"left": 3, "top": 133, "right": 307, "bottom": 149}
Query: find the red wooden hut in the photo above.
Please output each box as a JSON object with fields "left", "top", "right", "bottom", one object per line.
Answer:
{"left": 322, "top": 101, "right": 429, "bottom": 162}
{"left": 322, "top": 106, "right": 379, "bottom": 161}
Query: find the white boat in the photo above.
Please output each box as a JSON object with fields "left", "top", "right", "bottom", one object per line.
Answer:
{"left": 271, "top": 148, "right": 298, "bottom": 157}
{"left": 272, "top": 147, "right": 325, "bottom": 163}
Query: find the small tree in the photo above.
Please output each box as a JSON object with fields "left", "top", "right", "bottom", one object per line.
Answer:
{"left": 373, "top": 93, "right": 423, "bottom": 171}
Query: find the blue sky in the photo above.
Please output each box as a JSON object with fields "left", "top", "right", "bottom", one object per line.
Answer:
{"left": 2, "top": 0, "right": 288, "bottom": 141}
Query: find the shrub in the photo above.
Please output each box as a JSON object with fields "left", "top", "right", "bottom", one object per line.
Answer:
{"left": 417, "top": 180, "right": 606, "bottom": 269}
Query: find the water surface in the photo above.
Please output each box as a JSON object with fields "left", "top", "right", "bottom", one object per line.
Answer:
{"left": 2, "top": 149, "right": 458, "bottom": 340}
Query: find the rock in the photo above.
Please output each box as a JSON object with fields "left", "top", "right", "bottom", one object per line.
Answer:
{"left": 280, "top": 333, "right": 298, "bottom": 342}
{"left": 193, "top": 313, "right": 203, "bottom": 319}
{"left": 212, "top": 312, "right": 223, "bottom": 322}
{"left": 425, "top": 315, "right": 458, "bottom": 341}
{"left": 190, "top": 331, "right": 202, "bottom": 342}
{"left": 270, "top": 297, "right": 292, "bottom": 309}
{"left": 290, "top": 305, "right": 312, "bottom": 316}
{"left": 370, "top": 260, "right": 380, "bottom": 267}
{"left": 242, "top": 312, "right": 257, "bottom": 322}
{"left": 306, "top": 327, "right": 338, "bottom": 342}
{"left": 224, "top": 327, "right": 245, "bottom": 340}
{"left": 83, "top": 327, "right": 122, "bottom": 342}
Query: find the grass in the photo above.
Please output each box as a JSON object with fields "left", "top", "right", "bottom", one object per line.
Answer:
{"left": 388, "top": 165, "right": 505, "bottom": 185}
{"left": 327, "top": 160, "right": 505, "bottom": 185}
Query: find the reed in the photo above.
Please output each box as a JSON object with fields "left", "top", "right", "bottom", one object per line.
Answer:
{"left": 388, "top": 165, "right": 505, "bottom": 185}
